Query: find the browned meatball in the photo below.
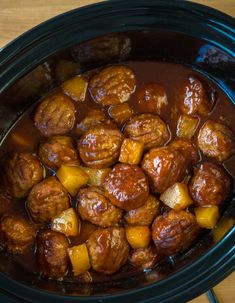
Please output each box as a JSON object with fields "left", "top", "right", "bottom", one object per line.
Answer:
{"left": 137, "top": 83, "right": 168, "bottom": 114}
{"left": 104, "top": 164, "right": 149, "bottom": 211}
{"left": 27, "top": 177, "right": 70, "bottom": 223}
{"left": 36, "top": 230, "right": 69, "bottom": 278}
{"left": 142, "top": 147, "right": 188, "bottom": 194}
{"left": 124, "top": 114, "right": 170, "bottom": 150}
{"left": 152, "top": 210, "right": 200, "bottom": 256}
{"left": 3, "top": 152, "right": 44, "bottom": 198}
{"left": 169, "top": 138, "right": 199, "bottom": 165}
{"left": 34, "top": 92, "right": 75, "bottom": 137}
{"left": 89, "top": 66, "right": 136, "bottom": 105}
{"left": 129, "top": 245, "right": 161, "bottom": 270}
{"left": 78, "top": 126, "right": 124, "bottom": 168}
{"left": 180, "top": 75, "right": 215, "bottom": 116}
{"left": 189, "top": 162, "right": 231, "bottom": 207}
{"left": 198, "top": 120, "right": 235, "bottom": 162}
{"left": 76, "top": 108, "right": 115, "bottom": 136}
{"left": 87, "top": 227, "right": 129, "bottom": 274}
{"left": 124, "top": 195, "right": 160, "bottom": 226}
{"left": 77, "top": 187, "right": 122, "bottom": 227}
{"left": 39, "top": 135, "right": 79, "bottom": 170}
{"left": 0, "top": 215, "right": 35, "bottom": 254}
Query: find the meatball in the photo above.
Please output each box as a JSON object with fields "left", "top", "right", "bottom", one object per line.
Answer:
{"left": 124, "top": 114, "right": 170, "bottom": 150}
{"left": 129, "top": 245, "right": 161, "bottom": 270}
{"left": 34, "top": 92, "right": 75, "bottom": 137}
{"left": 39, "top": 135, "right": 79, "bottom": 170}
{"left": 77, "top": 187, "right": 122, "bottom": 227}
{"left": 89, "top": 65, "right": 136, "bottom": 105}
{"left": 198, "top": 120, "right": 235, "bottom": 162}
{"left": 124, "top": 195, "right": 160, "bottom": 226}
{"left": 137, "top": 83, "right": 168, "bottom": 114}
{"left": 104, "top": 164, "right": 149, "bottom": 211}
{"left": 189, "top": 162, "right": 231, "bottom": 207}
{"left": 0, "top": 215, "right": 35, "bottom": 254}
{"left": 87, "top": 227, "right": 129, "bottom": 274}
{"left": 142, "top": 147, "right": 188, "bottom": 194}
{"left": 152, "top": 210, "right": 200, "bottom": 256}
{"left": 78, "top": 126, "right": 124, "bottom": 168}
{"left": 36, "top": 230, "right": 69, "bottom": 278}
{"left": 27, "top": 177, "right": 70, "bottom": 223}
{"left": 3, "top": 152, "right": 44, "bottom": 198}
{"left": 180, "top": 75, "right": 215, "bottom": 116}
{"left": 169, "top": 138, "right": 199, "bottom": 165}
{"left": 76, "top": 108, "right": 114, "bottom": 136}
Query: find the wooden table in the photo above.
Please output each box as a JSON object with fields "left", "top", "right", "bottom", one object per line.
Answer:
{"left": 0, "top": 1, "right": 234, "bottom": 302}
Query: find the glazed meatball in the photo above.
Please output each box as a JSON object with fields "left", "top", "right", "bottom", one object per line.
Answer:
{"left": 3, "top": 152, "right": 44, "bottom": 198}
{"left": 124, "top": 195, "right": 160, "bottom": 226}
{"left": 37, "top": 230, "right": 69, "bottom": 278}
{"left": 137, "top": 83, "right": 168, "bottom": 114}
{"left": 129, "top": 245, "right": 160, "bottom": 270}
{"left": 39, "top": 135, "right": 79, "bottom": 170}
{"left": 77, "top": 187, "right": 122, "bottom": 227}
{"left": 124, "top": 114, "right": 170, "bottom": 150}
{"left": 76, "top": 108, "right": 114, "bottom": 136}
{"left": 87, "top": 227, "right": 129, "bottom": 274}
{"left": 142, "top": 147, "right": 188, "bottom": 194}
{"left": 152, "top": 210, "right": 200, "bottom": 256}
{"left": 169, "top": 138, "right": 199, "bottom": 165}
{"left": 198, "top": 120, "right": 235, "bottom": 162}
{"left": 189, "top": 162, "right": 231, "bottom": 207}
{"left": 34, "top": 92, "right": 75, "bottom": 137}
{"left": 89, "top": 65, "right": 136, "bottom": 105}
{"left": 78, "top": 125, "right": 124, "bottom": 168}
{"left": 0, "top": 215, "right": 35, "bottom": 254}
{"left": 180, "top": 75, "right": 215, "bottom": 116}
{"left": 104, "top": 164, "right": 149, "bottom": 211}
{"left": 27, "top": 177, "right": 70, "bottom": 223}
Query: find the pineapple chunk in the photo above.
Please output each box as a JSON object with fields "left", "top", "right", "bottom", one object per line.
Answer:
{"left": 108, "top": 103, "right": 133, "bottom": 124}
{"left": 51, "top": 208, "right": 80, "bottom": 237}
{"left": 68, "top": 244, "right": 91, "bottom": 276}
{"left": 119, "top": 138, "right": 144, "bottom": 165}
{"left": 56, "top": 165, "right": 88, "bottom": 196}
{"left": 213, "top": 217, "right": 234, "bottom": 243}
{"left": 62, "top": 75, "right": 88, "bottom": 102}
{"left": 194, "top": 206, "right": 219, "bottom": 229}
{"left": 81, "top": 167, "right": 111, "bottom": 187}
{"left": 55, "top": 59, "right": 80, "bottom": 82}
{"left": 176, "top": 115, "right": 199, "bottom": 139}
{"left": 125, "top": 226, "right": 151, "bottom": 249}
{"left": 160, "top": 183, "right": 194, "bottom": 211}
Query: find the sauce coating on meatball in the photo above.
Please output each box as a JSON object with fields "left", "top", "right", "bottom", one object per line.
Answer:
{"left": 104, "top": 163, "right": 149, "bottom": 211}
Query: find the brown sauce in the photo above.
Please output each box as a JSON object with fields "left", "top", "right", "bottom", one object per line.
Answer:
{"left": 0, "top": 61, "right": 234, "bottom": 283}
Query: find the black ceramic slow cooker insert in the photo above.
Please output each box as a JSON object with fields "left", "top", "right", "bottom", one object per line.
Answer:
{"left": 0, "top": 1, "right": 234, "bottom": 302}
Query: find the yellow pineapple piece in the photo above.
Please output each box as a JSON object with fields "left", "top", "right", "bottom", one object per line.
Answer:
{"left": 62, "top": 75, "right": 88, "bottom": 102}
{"left": 51, "top": 208, "right": 80, "bottom": 237}
{"left": 55, "top": 60, "right": 81, "bottom": 82}
{"left": 176, "top": 114, "right": 199, "bottom": 139}
{"left": 160, "top": 183, "right": 194, "bottom": 211}
{"left": 81, "top": 167, "right": 111, "bottom": 187}
{"left": 194, "top": 206, "right": 219, "bottom": 229}
{"left": 213, "top": 217, "right": 234, "bottom": 243}
{"left": 125, "top": 226, "right": 151, "bottom": 249}
{"left": 68, "top": 244, "right": 91, "bottom": 276}
{"left": 108, "top": 103, "right": 133, "bottom": 124}
{"left": 56, "top": 165, "right": 88, "bottom": 196}
{"left": 119, "top": 138, "right": 144, "bottom": 165}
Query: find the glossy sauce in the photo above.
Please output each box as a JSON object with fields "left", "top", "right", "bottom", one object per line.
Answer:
{"left": 0, "top": 61, "right": 234, "bottom": 282}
